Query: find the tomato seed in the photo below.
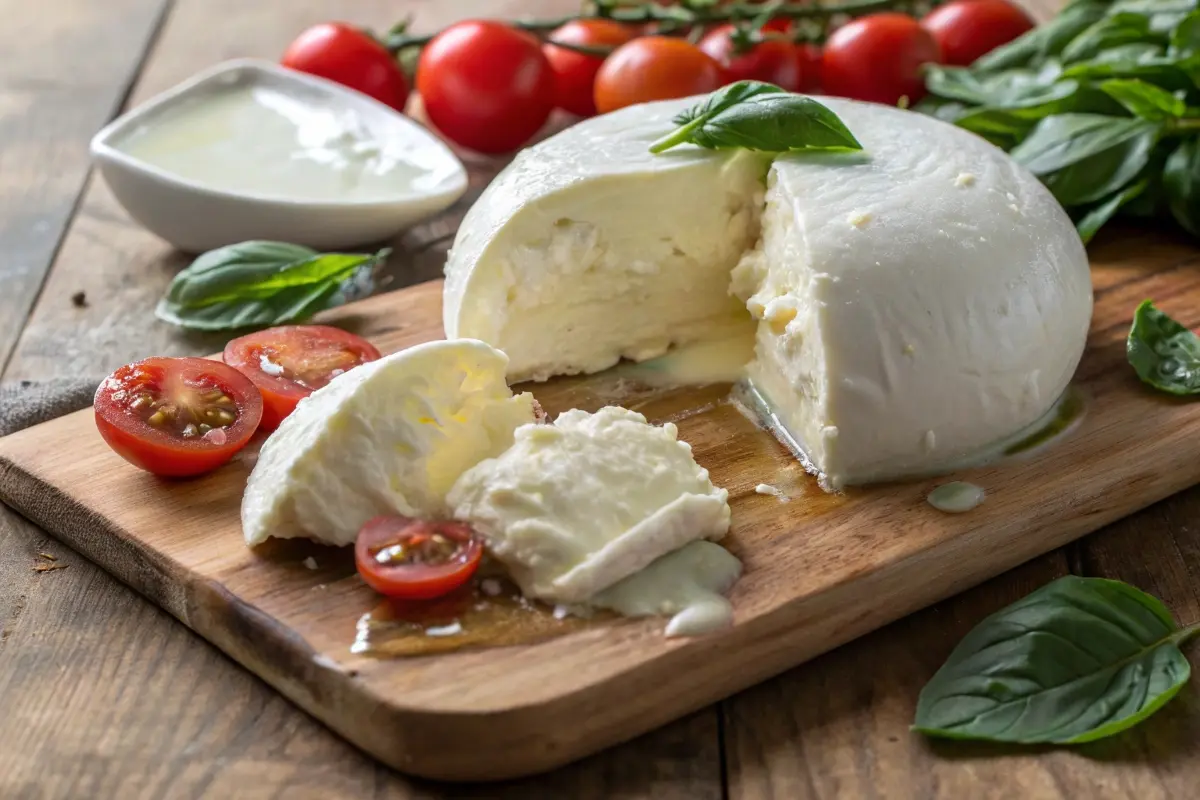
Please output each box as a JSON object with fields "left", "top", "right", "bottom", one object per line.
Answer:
{"left": 182, "top": 424, "right": 199, "bottom": 438}
{"left": 147, "top": 410, "right": 168, "bottom": 427}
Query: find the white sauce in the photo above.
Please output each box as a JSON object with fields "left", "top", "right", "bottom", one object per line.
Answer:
{"left": 118, "top": 83, "right": 451, "bottom": 202}
{"left": 590, "top": 541, "right": 742, "bottom": 638}
{"left": 927, "top": 481, "right": 986, "bottom": 513}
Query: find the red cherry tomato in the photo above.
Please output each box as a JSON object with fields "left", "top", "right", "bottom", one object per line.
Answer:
{"left": 281, "top": 23, "right": 410, "bottom": 111}
{"left": 544, "top": 20, "right": 637, "bottom": 117}
{"left": 821, "top": 13, "right": 941, "bottom": 106}
{"left": 698, "top": 25, "right": 805, "bottom": 91}
{"left": 94, "top": 357, "right": 263, "bottom": 478}
{"left": 795, "top": 43, "right": 823, "bottom": 92}
{"left": 223, "top": 325, "right": 381, "bottom": 432}
{"left": 594, "top": 37, "right": 728, "bottom": 115}
{"left": 355, "top": 516, "right": 484, "bottom": 600}
{"left": 762, "top": 17, "right": 793, "bottom": 35}
{"left": 922, "top": 0, "right": 1035, "bottom": 67}
{"left": 417, "top": 21, "right": 556, "bottom": 154}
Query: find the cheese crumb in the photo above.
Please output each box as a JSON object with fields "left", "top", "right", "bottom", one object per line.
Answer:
{"left": 755, "top": 483, "right": 790, "bottom": 503}
{"left": 302, "top": 556, "right": 318, "bottom": 570}
{"left": 903, "top": 344, "right": 915, "bottom": 356}
{"left": 848, "top": 211, "right": 872, "bottom": 228}
{"left": 955, "top": 172, "right": 976, "bottom": 187}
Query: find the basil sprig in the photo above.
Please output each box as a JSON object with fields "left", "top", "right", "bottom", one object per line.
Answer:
{"left": 915, "top": 576, "right": 1200, "bottom": 744}
{"left": 917, "top": 1, "right": 1200, "bottom": 243}
{"left": 1127, "top": 299, "right": 1200, "bottom": 394}
{"left": 649, "top": 80, "right": 862, "bottom": 154}
{"left": 156, "top": 241, "right": 388, "bottom": 332}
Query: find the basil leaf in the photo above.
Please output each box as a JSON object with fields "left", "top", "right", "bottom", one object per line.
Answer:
{"left": 651, "top": 85, "right": 862, "bottom": 154}
{"left": 1164, "top": 134, "right": 1200, "bottom": 235}
{"left": 914, "top": 576, "right": 1199, "bottom": 744}
{"left": 1100, "top": 78, "right": 1187, "bottom": 119}
{"left": 1108, "top": 0, "right": 1199, "bottom": 34}
{"left": 670, "top": 79, "right": 784, "bottom": 127}
{"left": 924, "top": 63, "right": 1076, "bottom": 109}
{"left": 1074, "top": 177, "right": 1149, "bottom": 242}
{"left": 1170, "top": 10, "right": 1200, "bottom": 55}
{"left": 1060, "top": 13, "right": 1160, "bottom": 64}
{"left": 1011, "top": 113, "right": 1161, "bottom": 205}
{"left": 972, "top": 1, "right": 1108, "bottom": 72}
{"left": 1127, "top": 299, "right": 1200, "bottom": 393}
{"left": 156, "top": 242, "right": 389, "bottom": 331}
{"left": 1063, "top": 51, "right": 1200, "bottom": 92}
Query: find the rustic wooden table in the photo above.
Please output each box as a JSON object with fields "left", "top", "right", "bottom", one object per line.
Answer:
{"left": 2, "top": 0, "right": 1199, "bottom": 797}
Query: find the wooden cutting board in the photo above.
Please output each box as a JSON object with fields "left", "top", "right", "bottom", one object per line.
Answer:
{"left": 2, "top": 225, "right": 1200, "bottom": 782}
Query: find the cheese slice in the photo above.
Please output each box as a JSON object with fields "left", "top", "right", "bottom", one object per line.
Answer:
{"left": 241, "top": 339, "right": 537, "bottom": 547}
{"left": 446, "top": 406, "right": 731, "bottom": 604}
{"left": 442, "top": 95, "right": 1092, "bottom": 487}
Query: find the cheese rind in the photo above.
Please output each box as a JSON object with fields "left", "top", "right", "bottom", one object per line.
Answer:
{"left": 241, "top": 339, "right": 537, "bottom": 547}
{"left": 446, "top": 406, "right": 731, "bottom": 604}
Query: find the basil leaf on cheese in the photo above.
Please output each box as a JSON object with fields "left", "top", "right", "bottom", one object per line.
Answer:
{"left": 650, "top": 81, "right": 862, "bottom": 155}
{"left": 914, "top": 576, "right": 1199, "bottom": 744}
{"left": 1127, "top": 299, "right": 1200, "bottom": 393}
{"left": 156, "top": 240, "right": 388, "bottom": 332}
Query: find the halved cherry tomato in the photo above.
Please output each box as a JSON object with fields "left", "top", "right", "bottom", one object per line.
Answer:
{"left": 594, "top": 37, "right": 728, "bottom": 115}
{"left": 282, "top": 23, "right": 410, "bottom": 111}
{"left": 922, "top": 0, "right": 1034, "bottom": 67}
{"left": 821, "top": 13, "right": 941, "bottom": 106}
{"left": 698, "top": 25, "right": 805, "bottom": 91}
{"left": 355, "top": 516, "right": 484, "bottom": 600}
{"left": 223, "top": 325, "right": 380, "bottom": 432}
{"left": 94, "top": 357, "right": 263, "bottom": 477}
{"left": 417, "top": 21, "right": 556, "bottom": 153}
{"left": 544, "top": 20, "right": 637, "bottom": 117}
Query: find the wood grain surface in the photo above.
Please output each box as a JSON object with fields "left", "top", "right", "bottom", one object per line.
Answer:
{"left": 4, "top": 0, "right": 1200, "bottom": 797}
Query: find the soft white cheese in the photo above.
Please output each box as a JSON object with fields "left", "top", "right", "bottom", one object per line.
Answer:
{"left": 443, "top": 95, "right": 1092, "bottom": 487}
{"left": 446, "top": 406, "right": 731, "bottom": 604}
{"left": 241, "top": 339, "right": 537, "bottom": 547}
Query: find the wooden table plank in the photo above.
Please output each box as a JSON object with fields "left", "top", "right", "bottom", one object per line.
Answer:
{"left": 0, "top": 0, "right": 169, "bottom": 373}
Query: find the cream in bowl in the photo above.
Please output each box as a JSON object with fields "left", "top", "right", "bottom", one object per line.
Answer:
{"left": 91, "top": 59, "right": 468, "bottom": 252}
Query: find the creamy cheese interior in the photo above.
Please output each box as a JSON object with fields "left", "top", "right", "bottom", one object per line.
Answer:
{"left": 443, "top": 96, "right": 1093, "bottom": 487}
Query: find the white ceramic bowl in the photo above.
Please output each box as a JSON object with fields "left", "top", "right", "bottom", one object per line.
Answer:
{"left": 91, "top": 59, "right": 468, "bottom": 253}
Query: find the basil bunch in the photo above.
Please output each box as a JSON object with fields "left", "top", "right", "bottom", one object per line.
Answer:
{"left": 918, "top": 0, "right": 1200, "bottom": 243}
{"left": 156, "top": 241, "right": 388, "bottom": 332}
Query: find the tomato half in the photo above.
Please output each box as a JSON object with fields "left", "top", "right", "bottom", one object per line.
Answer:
{"left": 223, "top": 325, "right": 380, "bottom": 432}
{"left": 281, "top": 23, "right": 410, "bottom": 111}
{"left": 355, "top": 516, "right": 484, "bottom": 600}
{"left": 544, "top": 20, "right": 637, "bottom": 117}
{"left": 821, "top": 13, "right": 941, "bottom": 106}
{"left": 698, "top": 25, "right": 805, "bottom": 91}
{"left": 594, "top": 37, "right": 728, "bottom": 115}
{"left": 417, "top": 21, "right": 556, "bottom": 154}
{"left": 94, "top": 357, "right": 263, "bottom": 478}
{"left": 922, "top": 0, "right": 1034, "bottom": 67}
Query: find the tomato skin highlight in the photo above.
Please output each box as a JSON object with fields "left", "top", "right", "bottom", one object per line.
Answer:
{"left": 922, "top": 0, "right": 1035, "bottom": 67}
{"left": 698, "top": 25, "right": 805, "bottom": 91}
{"left": 594, "top": 37, "right": 728, "bottom": 115}
{"left": 417, "top": 21, "right": 556, "bottom": 154}
{"left": 355, "top": 516, "right": 484, "bottom": 601}
{"left": 94, "top": 357, "right": 263, "bottom": 478}
{"left": 821, "top": 13, "right": 941, "bottom": 106}
{"left": 281, "top": 23, "right": 410, "bottom": 111}
{"left": 223, "top": 325, "right": 381, "bottom": 432}
{"left": 544, "top": 20, "right": 636, "bottom": 117}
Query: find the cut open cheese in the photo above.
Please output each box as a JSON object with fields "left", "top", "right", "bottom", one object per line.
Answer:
{"left": 443, "top": 95, "right": 1093, "bottom": 487}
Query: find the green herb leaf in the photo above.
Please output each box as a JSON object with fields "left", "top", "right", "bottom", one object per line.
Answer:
{"left": 1074, "top": 177, "right": 1149, "bottom": 242}
{"left": 651, "top": 82, "right": 862, "bottom": 154}
{"left": 1062, "top": 51, "right": 1200, "bottom": 92}
{"left": 914, "top": 576, "right": 1199, "bottom": 744}
{"left": 1107, "top": 0, "right": 1200, "bottom": 35}
{"left": 1128, "top": 299, "right": 1200, "bottom": 393}
{"left": 1164, "top": 136, "right": 1200, "bottom": 235}
{"left": 1100, "top": 78, "right": 1187, "bottom": 119}
{"left": 1010, "top": 113, "right": 1161, "bottom": 205}
{"left": 971, "top": 1, "right": 1108, "bottom": 72}
{"left": 1060, "top": 13, "right": 1161, "bottom": 64}
{"left": 1170, "top": 10, "right": 1200, "bottom": 55}
{"left": 924, "top": 62, "right": 1077, "bottom": 109}
{"left": 156, "top": 241, "right": 389, "bottom": 332}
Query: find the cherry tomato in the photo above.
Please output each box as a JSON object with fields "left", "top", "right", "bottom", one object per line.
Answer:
{"left": 698, "top": 25, "right": 805, "bottom": 91}
{"left": 594, "top": 37, "right": 728, "bottom": 115}
{"left": 821, "top": 13, "right": 941, "bottom": 106}
{"left": 355, "top": 516, "right": 484, "bottom": 600}
{"left": 223, "top": 325, "right": 381, "bottom": 432}
{"left": 795, "top": 43, "right": 823, "bottom": 92}
{"left": 282, "top": 23, "right": 410, "bottom": 112}
{"left": 544, "top": 20, "right": 637, "bottom": 117}
{"left": 94, "top": 357, "right": 263, "bottom": 478}
{"left": 762, "top": 17, "right": 793, "bottom": 35}
{"left": 417, "top": 21, "right": 556, "bottom": 154}
{"left": 922, "top": 0, "right": 1035, "bottom": 67}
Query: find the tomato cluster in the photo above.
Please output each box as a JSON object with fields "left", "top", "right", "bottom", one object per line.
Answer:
{"left": 279, "top": 1, "right": 1032, "bottom": 155}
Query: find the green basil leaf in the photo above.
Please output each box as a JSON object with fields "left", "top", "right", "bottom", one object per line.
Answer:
{"left": 156, "top": 243, "right": 389, "bottom": 331}
{"left": 924, "top": 63, "right": 1076, "bottom": 109}
{"left": 1100, "top": 78, "right": 1187, "bottom": 119}
{"left": 1108, "top": 0, "right": 1200, "bottom": 34}
{"left": 1074, "top": 177, "right": 1149, "bottom": 242}
{"left": 1063, "top": 51, "right": 1200, "bottom": 92}
{"left": 1164, "top": 133, "right": 1200, "bottom": 235}
{"left": 972, "top": 1, "right": 1109, "bottom": 72}
{"left": 950, "top": 84, "right": 1126, "bottom": 142}
{"left": 1127, "top": 299, "right": 1200, "bottom": 393}
{"left": 914, "top": 576, "right": 1198, "bottom": 744}
{"left": 1060, "top": 13, "right": 1160, "bottom": 64}
{"left": 913, "top": 95, "right": 974, "bottom": 124}
{"left": 670, "top": 79, "right": 785, "bottom": 127}
{"left": 1170, "top": 10, "right": 1200, "bottom": 55}
{"left": 1010, "top": 113, "right": 1161, "bottom": 205}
